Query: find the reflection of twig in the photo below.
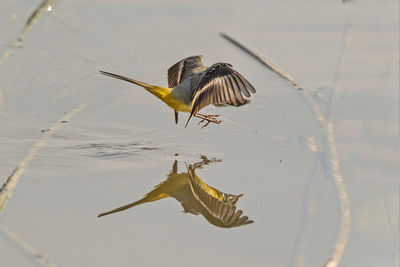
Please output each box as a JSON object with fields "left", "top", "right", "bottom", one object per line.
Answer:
{"left": 0, "top": 104, "right": 86, "bottom": 214}
{"left": 323, "top": 20, "right": 351, "bottom": 267}
{"left": 221, "top": 33, "right": 326, "bottom": 126}
{"left": 324, "top": 123, "right": 350, "bottom": 267}
{"left": 49, "top": 10, "right": 80, "bottom": 33}
{"left": 221, "top": 33, "right": 350, "bottom": 267}
{"left": 326, "top": 21, "right": 350, "bottom": 120}
{"left": 0, "top": 88, "right": 4, "bottom": 108}
{"left": 0, "top": 227, "right": 58, "bottom": 267}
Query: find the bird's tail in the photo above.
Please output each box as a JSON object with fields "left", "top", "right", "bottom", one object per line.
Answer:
{"left": 100, "top": 71, "right": 172, "bottom": 100}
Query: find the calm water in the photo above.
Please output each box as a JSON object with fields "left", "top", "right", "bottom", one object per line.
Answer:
{"left": 0, "top": 0, "right": 398, "bottom": 266}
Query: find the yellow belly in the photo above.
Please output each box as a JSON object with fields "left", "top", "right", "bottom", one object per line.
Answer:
{"left": 163, "top": 93, "right": 192, "bottom": 113}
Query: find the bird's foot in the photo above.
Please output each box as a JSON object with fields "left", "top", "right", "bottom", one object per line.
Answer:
{"left": 195, "top": 113, "right": 221, "bottom": 129}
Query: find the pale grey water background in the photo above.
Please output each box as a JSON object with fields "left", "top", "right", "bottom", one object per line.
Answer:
{"left": 0, "top": 0, "right": 399, "bottom": 266}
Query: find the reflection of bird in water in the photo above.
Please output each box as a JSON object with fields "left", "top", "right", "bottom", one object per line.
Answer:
{"left": 100, "top": 55, "right": 255, "bottom": 128}
{"left": 98, "top": 156, "right": 253, "bottom": 228}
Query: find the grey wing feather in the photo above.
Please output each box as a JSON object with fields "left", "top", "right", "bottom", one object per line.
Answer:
{"left": 167, "top": 55, "right": 205, "bottom": 87}
{"left": 185, "top": 62, "right": 256, "bottom": 126}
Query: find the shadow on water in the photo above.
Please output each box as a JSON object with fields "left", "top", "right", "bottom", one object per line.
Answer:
{"left": 98, "top": 155, "right": 253, "bottom": 228}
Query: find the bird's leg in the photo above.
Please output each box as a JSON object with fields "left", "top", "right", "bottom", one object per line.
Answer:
{"left": 194, "top": 113, "right": 221, "bottom": 128}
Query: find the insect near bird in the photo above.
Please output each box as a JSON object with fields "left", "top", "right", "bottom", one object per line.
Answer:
{"left": 100, "top": 55, "right": 256, "bottom": 128}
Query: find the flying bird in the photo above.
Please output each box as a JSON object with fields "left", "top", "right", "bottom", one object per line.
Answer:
{"left": 100, "top": 55, "right": 256, "bottom": 128}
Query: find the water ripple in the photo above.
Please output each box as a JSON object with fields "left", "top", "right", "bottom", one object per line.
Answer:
{"left": 71, "top": 141, "right": 158, "bottom": 159}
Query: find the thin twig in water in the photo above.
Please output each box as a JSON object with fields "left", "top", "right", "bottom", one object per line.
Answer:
{"left": 0, "top": 227, "right": 58, "bottom": 267}
{"left": 0, "top": 104, "right": 86, "bottom": 214}
{"left": 220, "top": 32, "right": 302, "bottom": 90}
{"left": 20, "top": 0, "right": 56, "bottom": 40}
{"left": 0, "top": 0, "right": 56, "bottom": 107}
{"left": 220, "top": 32, "right": 350, "bottom": 267}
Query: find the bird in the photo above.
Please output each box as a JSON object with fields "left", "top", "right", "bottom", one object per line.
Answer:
{"left": 97, "top": 158, "right": 253, "bottom": 228}
{"left": 100, "top": 55, "right": 256, "bottom": 128}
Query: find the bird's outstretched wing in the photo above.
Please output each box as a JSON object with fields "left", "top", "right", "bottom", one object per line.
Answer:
{"left": 187, "top": 167, "right": 253, "bottom": 228}
{"left": 185, "top": 63, "right": 256, "bottom": 126}
{"left": 167, "top": 55, "right": 205, "bottom": 87}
